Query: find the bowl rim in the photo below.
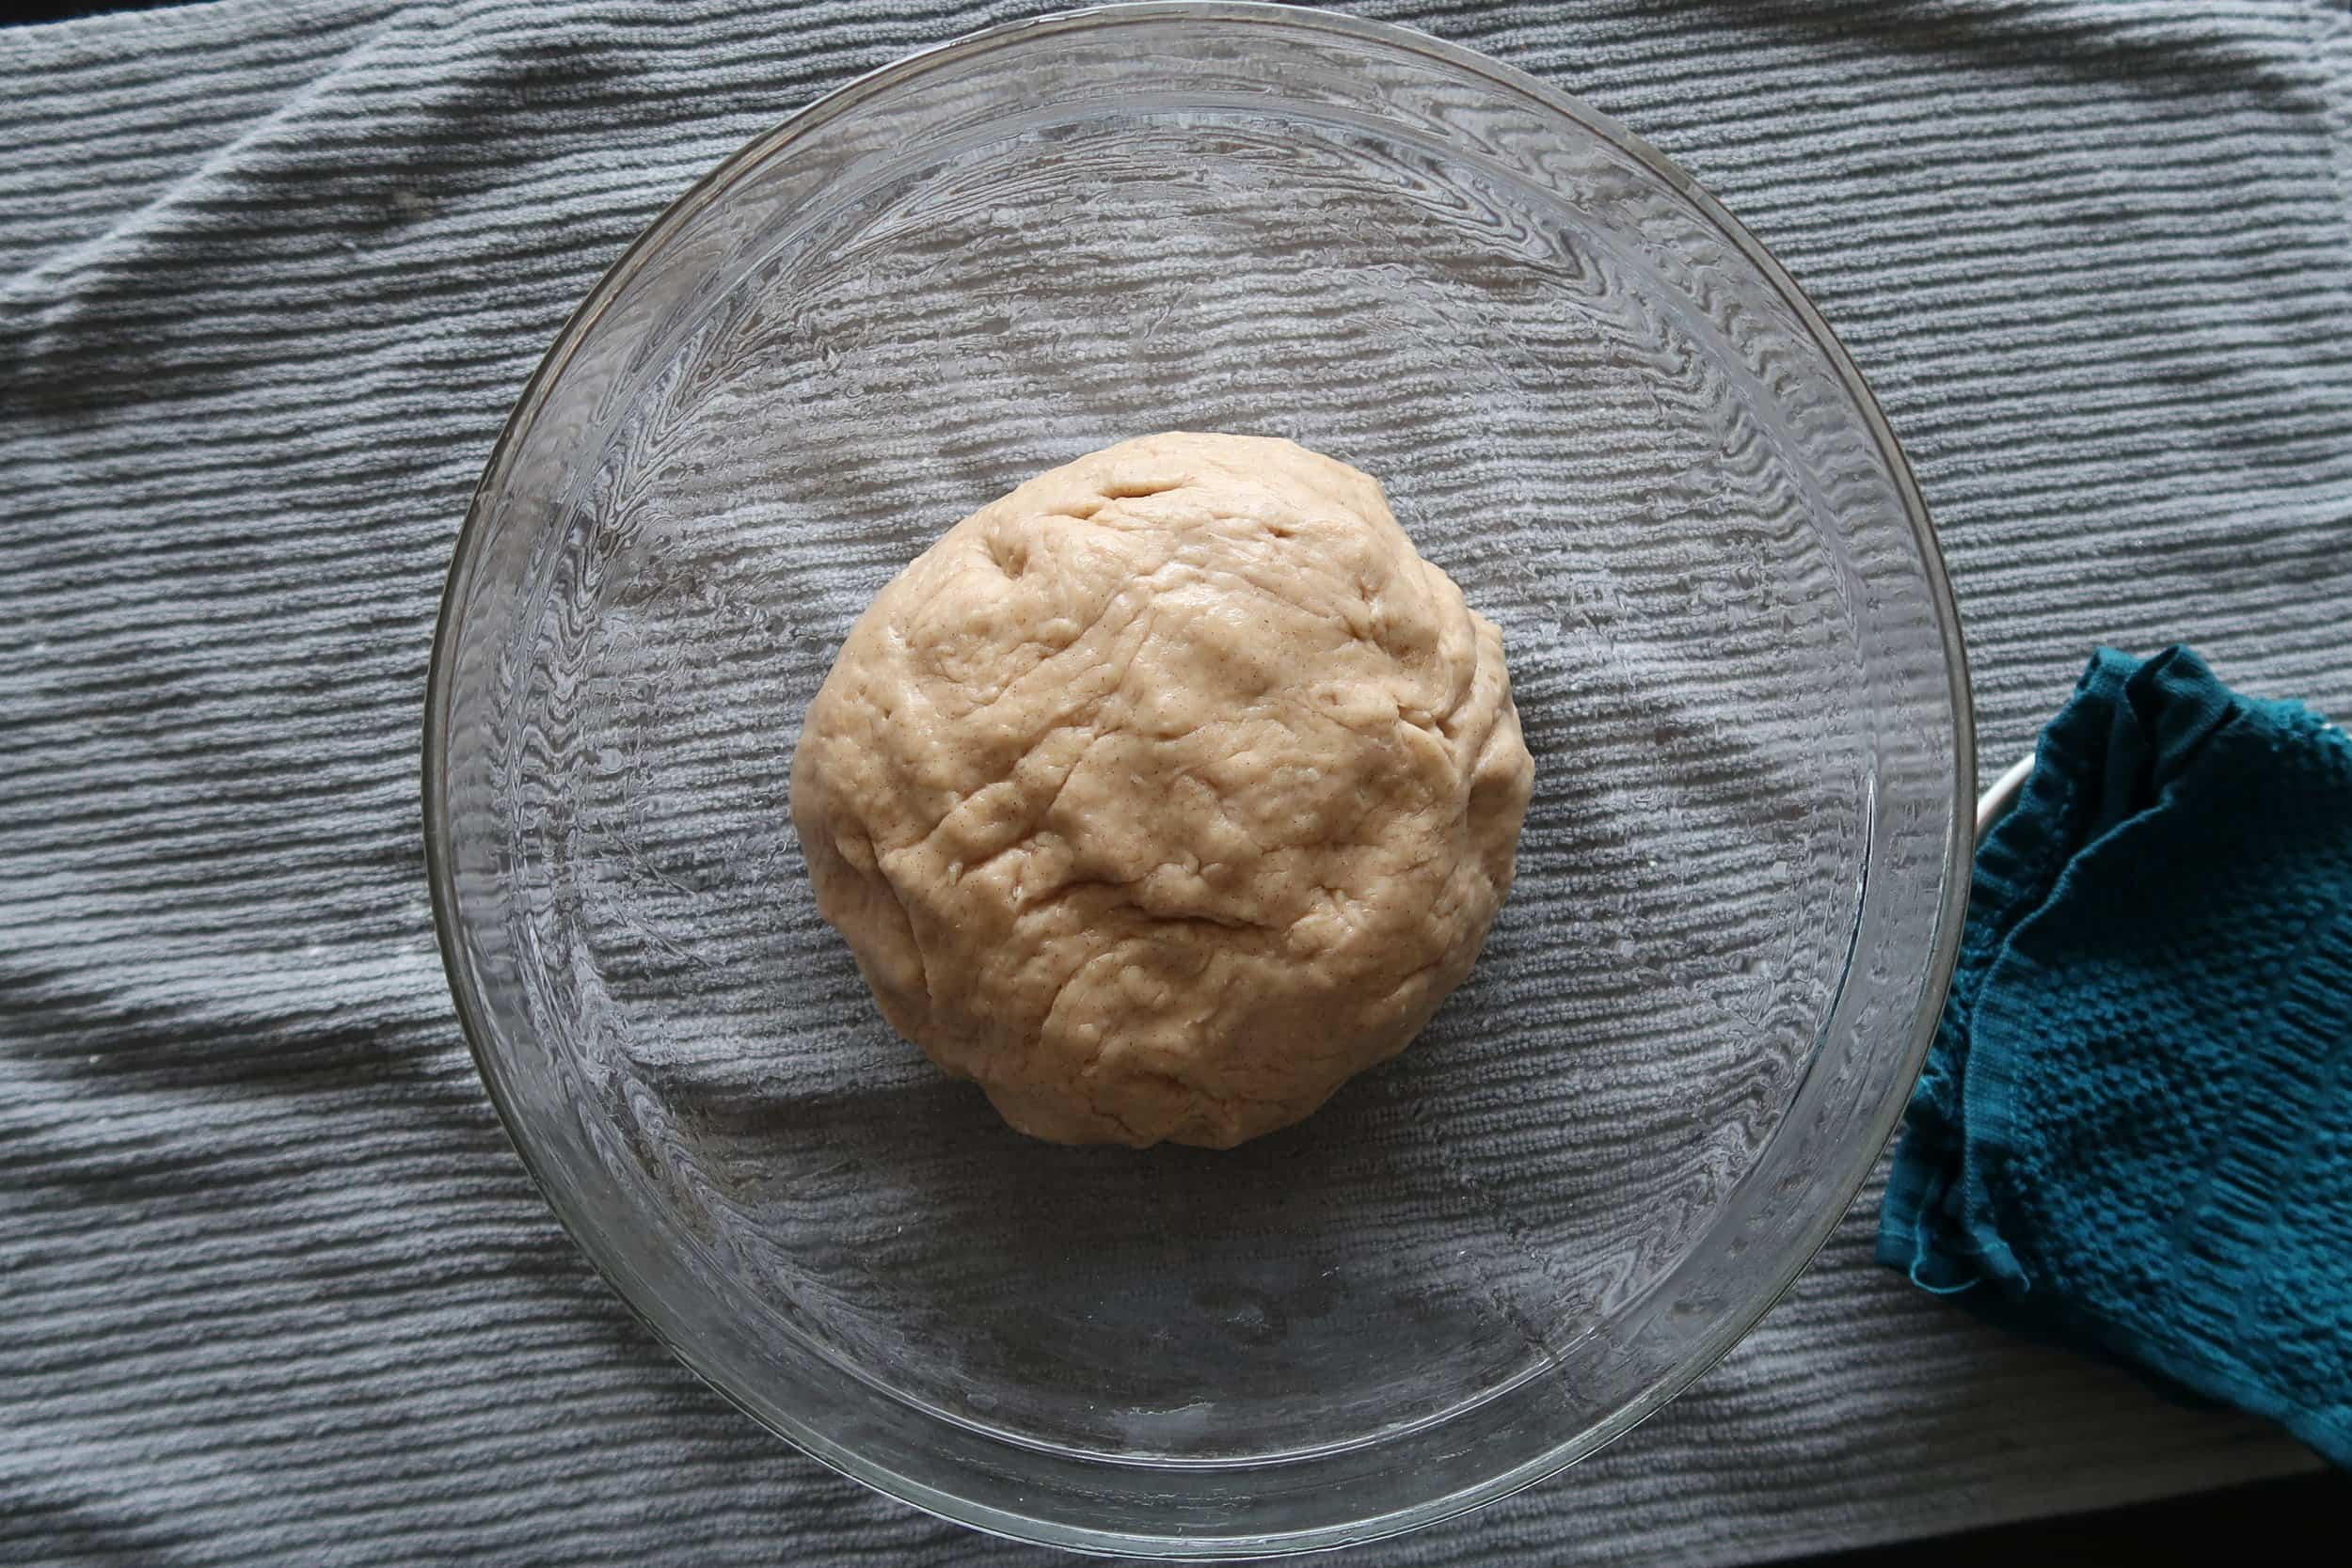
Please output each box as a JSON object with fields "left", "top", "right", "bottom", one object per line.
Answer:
{"left": 422, "top": 1, "right": 1977, "bottom": 1556}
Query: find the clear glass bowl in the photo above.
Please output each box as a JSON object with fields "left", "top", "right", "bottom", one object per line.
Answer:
{"left": 424, "top": 4, "right": 1973, "bottom": 1556}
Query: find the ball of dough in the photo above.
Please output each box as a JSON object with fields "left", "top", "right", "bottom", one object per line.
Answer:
{"left": 790, "top": 433, "right": 1533, "bottom": 1148}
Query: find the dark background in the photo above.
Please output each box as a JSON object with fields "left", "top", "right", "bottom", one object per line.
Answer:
{"left": 8, "top": 0, "right": 2343, "bottom": 1561}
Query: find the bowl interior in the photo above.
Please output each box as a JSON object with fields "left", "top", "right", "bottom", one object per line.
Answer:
{"left": 429, "top": 5, "right": 1968, "bottom": 1553}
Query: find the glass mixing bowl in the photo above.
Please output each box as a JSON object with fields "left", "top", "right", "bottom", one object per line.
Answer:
{"left": 424, "top": 4, "right": 1973, "bottom": 1555}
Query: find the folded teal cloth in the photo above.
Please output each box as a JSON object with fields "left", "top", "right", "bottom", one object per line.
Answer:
{"left": 1879, "top": 646, "right": 2352, "bottom": 1465}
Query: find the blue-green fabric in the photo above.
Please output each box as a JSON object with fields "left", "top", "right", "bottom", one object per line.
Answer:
{"left": 1881, "top": 646, "right": 2352, "bottom": 1465}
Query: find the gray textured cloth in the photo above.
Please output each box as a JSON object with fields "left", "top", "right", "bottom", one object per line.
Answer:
{"left": 4, "top": 0, "right": 2347, "bottom": 1563}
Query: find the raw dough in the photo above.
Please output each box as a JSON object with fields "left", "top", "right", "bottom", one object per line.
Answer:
{"left": 790, "top": 433, "right": 1534, "bottom": 1148}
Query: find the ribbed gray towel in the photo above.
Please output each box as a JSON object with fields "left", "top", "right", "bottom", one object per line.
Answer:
{"left": 5, "top": 2, "right": 2348, "bottom": 1563}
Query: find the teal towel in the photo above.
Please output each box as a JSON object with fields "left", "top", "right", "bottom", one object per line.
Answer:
{"left": 1879, "top": 646, "right": 2352, "bottom": 1465}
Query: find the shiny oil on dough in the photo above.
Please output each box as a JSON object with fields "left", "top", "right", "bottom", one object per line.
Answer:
{"left": 789, "top": 433, "right": 1534, "bottom": 1148}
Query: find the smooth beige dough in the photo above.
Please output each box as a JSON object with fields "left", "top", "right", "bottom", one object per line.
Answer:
{"left": 790, "top": 433, "right": 1534, "bottom": 1148}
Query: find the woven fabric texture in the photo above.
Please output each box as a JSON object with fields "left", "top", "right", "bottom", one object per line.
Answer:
{"left": 5, "top": 2, "right": 2349, "bottom": 1563}
{"left": 1883, "top": 645, "right": 2352, "bottom": 1465}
